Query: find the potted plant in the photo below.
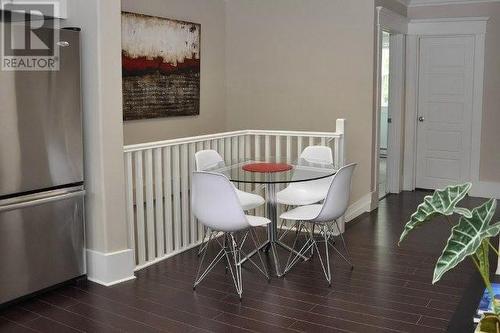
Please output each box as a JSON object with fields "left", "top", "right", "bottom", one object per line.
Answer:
{"left": 398, "top": 183, "right": 500, "bottom": 333}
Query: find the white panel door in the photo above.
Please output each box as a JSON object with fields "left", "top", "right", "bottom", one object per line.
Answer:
{"left": 416, "top": 36, "right": 474, "bottom": 190}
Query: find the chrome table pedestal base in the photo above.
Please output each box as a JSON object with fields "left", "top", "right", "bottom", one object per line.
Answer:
{"left": 238, "top": 183, "right": 307, "bottom": 277}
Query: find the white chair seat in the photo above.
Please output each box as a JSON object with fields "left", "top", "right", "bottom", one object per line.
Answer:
{"left": 276, "top": 187, "right": 327, "bottom": 206}
{"left": 280, "top": 204, "right": 323, "bottom": 221}
{"left": 246, "top": 215, "right": 271, "bottom": 227}
{"left": 236, "top": 189, "right": 265, "bottom": 210}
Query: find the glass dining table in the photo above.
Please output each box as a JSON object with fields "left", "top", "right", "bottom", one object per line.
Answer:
{"left": 207, "top": 156, "right": 337, "bottom": 277}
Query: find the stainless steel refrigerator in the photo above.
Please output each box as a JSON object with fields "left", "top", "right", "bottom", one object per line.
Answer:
{"left": 0, "top": 27, "right": 85, "bottom": 304}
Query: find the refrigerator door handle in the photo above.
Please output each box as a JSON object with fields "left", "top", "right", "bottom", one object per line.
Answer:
{"left": 0, "top": 189, "right": 85, "bottom": 213}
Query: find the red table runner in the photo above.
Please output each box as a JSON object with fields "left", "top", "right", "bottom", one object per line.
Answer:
{"left": 242, "top": 163, "right": 293, "bottom": 173}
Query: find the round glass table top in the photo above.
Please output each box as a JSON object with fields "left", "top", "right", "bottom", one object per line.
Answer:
{"left": 205, "top": 156, "right": 337, "bottom": 184}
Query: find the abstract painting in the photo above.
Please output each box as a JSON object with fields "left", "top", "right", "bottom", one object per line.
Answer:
{"left": 121, "top": 12, "right": 201, "bottom": 120}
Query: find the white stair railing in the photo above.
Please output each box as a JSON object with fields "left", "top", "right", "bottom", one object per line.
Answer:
{"left": 123, "top": 119, "right": 345, "bottom": 270}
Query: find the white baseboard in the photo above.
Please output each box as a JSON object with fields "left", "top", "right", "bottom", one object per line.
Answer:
{"left": 471, "top": 181, "right": 500, "bottom": 199}
{"left": 86, "top": 248, "right": 136, "bottom": 286}
{"left": 134, "top": 241, "right": 203, "bottom": 272}
{"left": 345, "top": 192, "right": 374, "bottom": 223}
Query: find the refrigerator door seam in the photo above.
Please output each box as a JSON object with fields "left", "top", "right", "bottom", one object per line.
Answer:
{"left": 0, "top": 189, "right": 85, "bottom": 213}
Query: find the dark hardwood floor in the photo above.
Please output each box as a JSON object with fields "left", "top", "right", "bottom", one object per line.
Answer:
{"left": 0, "top": 191, "right": 496, "bottom": 332}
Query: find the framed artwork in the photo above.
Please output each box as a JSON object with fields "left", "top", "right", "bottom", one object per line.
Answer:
{"left": 121, "top": 12, "right": 201, "bottom": 120}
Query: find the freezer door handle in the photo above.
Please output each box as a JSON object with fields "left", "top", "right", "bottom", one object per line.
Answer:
{"left": 0, "top": 189, "right": 85, "bottom": 213}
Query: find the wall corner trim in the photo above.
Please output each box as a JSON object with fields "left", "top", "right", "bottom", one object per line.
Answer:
{"left": 86, "top": 248, "right": 136, "bottom": 286}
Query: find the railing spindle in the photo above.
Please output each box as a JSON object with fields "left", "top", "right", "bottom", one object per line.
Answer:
{"left": 163, "top": 146, "right": 173, "bottom": 253}
{"left": 134, "top": 151, "right": 146, "bottom": 265}
{"left": 154, "top": 148, "right": 165, "bottom": 257}
{"left": 180, "top": 144, "right": 189, "bottom": 248}
{"left": 145, "top": 149, "right": 155, "bottom": 260}
{"left": 188, "top": 143, "right": 197, "bottom": 244}
{"left": 172, "top": 146, "right": 181, "bottom": 251}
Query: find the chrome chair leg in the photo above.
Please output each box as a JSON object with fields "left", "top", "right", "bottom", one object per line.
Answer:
{"left": 327, "top": 220, "right": 354, "bottom": 270}
{"left": 228, "top": 233, "right": 243, "bottom": 299}
{"left": 197, "top": 227, "right": 210, "bottom": 256}
{"left": 284, "top": 222, "right": 315, "bottom": 274}
{"left": 284, "top": 222, "right": 306, "bottom": 272}
{"left": 194, "top": 229, "right": 268, "bottom": 300}
{"left": 283, "top": 222, "right": 333, "bottom": 286}
{"left": 249, "top": 228, "right": 270, "bottom": 280}
{"left": 321, "top": 225, "right": 332, "bottom": 286}
{"left": 193, "top": 231, "right": 224, "bottom": 289}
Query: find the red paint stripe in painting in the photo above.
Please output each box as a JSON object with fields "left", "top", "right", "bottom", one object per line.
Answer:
{"left": 122, "top": 54, "right": 200, "bottom": 76}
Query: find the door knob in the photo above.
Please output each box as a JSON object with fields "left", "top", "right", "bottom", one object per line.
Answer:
{"left": 418, "top": 116, "right": 425, "bottom": 122}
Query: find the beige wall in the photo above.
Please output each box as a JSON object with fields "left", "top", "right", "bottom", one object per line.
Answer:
{"left": 121, "top": 0, "right": 226, "bottom": 145}
{"left": 409, "top": 3, "right": 500, "bottom": 183}
{"left": 225, "top": 0, "right": 377, "bottom": 203}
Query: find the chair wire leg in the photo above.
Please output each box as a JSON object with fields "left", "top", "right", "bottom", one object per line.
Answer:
{"left": 284, "top": 222, "right": 304, "bottom": 273}
{"left": 223, "top": 241, "right": 240, "bottom": 299}
{"left": 229, "top": 233, "right": 243, "bottom": 299}
{"left": 312, "top": 225, "right": 331, "bottom": 286}
{"left": 310, "top": 224, "right": 316, "bottom": 258}
{"left": 284, "top": 222, "right": 315, "bottom": 274}
{"left": 239, "top": 230, "right": 263, "bottom": 275}
{"left": 197, "top": 227, "right": 210, "bottom": 256}
{"left": 329, "top": 220, "right": 354, "bottom": 270}
{"left": 323, "top": 225, "right": 332, "bottom": 286}
{"left": 224, "top": 233, "right": 231, "bottom": 274}
{"left": 193, "top": 231, "right": 225, "bottom": 289}
{"left": 249, "top": 228, "right": 270, "bottom": 280}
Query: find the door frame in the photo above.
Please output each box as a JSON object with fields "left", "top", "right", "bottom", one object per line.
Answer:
{"left": 374, "top": 7, "right": 408, "bottom": 206}
{"left": 403, "top": 17, "right": 488, "bottom": 190}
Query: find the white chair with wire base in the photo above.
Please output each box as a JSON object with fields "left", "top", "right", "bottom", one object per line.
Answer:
{"left": 195, "top": 150, "right": 265, "bottom": 255}
{"left": 277, "top": 145, "right": 334, "bottom": 241}
{"left": 191, "top": 171, "right": 270, "bottom": 299}
{"left": 277, "top": 145, "right": 333, "bottom": 206}
{"left": 279, "top": 163, "right": 356, "bottom": 286}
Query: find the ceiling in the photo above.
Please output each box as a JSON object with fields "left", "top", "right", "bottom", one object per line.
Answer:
{"left": 398, "top": 0, "right": 500, "bottom": 7}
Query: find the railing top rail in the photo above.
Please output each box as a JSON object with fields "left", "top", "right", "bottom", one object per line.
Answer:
{"left": 124, "top": 129, "right": 343, "bottom": 153}
{"left": 124, "top": 130, "right": 248, "bottom": 152}
{"left": 247, "top": 129, "right": 342, "bottom": 138}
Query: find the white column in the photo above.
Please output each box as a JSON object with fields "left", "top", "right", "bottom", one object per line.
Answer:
{"left": 66, "top": 0, "right": 135, "bottom": 285}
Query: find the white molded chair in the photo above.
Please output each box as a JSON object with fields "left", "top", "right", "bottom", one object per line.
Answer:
{"left": 195, "top": 150, "right": 265, "bottom": 256}
{"left": 195, "top": 150, "right": 265, "bottom": 210}
{"left": 276, "top": 146, "right": 334, "bottom": 206}
{"left": 279, "top": 163, "right": 357, "bottom": 286}
{"left": 191, "top": 171, "right": 270, "bottom": 299}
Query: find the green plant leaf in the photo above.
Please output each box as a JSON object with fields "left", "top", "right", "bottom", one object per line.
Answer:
{"left": 433, "top": 198, "right": 499, "bottom": 284}
{"left": 399, "top": 183, "right": 472, "bottom": 245}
